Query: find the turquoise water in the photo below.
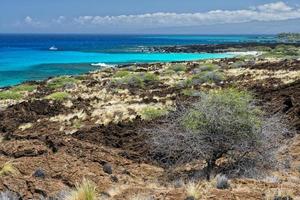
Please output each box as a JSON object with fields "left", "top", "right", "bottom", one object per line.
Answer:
{"left": 0, "top": 34, "right": 276, "bottom": 87}
{"left": 0, "top": 48, "right": 232, "bottom": 87}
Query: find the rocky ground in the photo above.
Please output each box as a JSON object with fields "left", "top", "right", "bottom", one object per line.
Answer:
{"left": 0, "top": 51, "right": 299, "bottom": 199}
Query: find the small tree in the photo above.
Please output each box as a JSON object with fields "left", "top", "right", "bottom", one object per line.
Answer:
{"left": 181, "top": 88, "right": 262, "bottom": 179}
{"left": 147, "top": 88, "right": 283, "bottom": 180}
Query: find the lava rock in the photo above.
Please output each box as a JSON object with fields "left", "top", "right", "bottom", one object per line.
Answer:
{"left": 110, "top": 175, "right": 118, "bottom": 182}
{"left": 33, "top": 169, "right": 46, "bottom": 179}
{"left": 103, "top": 163, "right": 113, "bottom": 174}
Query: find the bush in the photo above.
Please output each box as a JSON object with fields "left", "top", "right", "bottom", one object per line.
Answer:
{"left": 47, "top": 76, "right": 78, "bottom": 89}
{"left": 45, "top": 92, "right": 69, "bottom": 101}
{"left": 197, "top": 71, "right": 224, "bottom": 84}
{"left": 184, "top": 71, "right": 224, "bottom": 87}
{"left": 147, "top": 88, "right": 283, "bottom": 180}
{"left": 112, "top": 72, "right": 159, "bottom": 88}
{"left": 140, "top": 107, "right": 168, "bottom": 121}
{"left": 197, "top": 64, "right": 218, "bottom": 72}
{"left": 0, "top": 91, "right": 22, "bottom": 100}
{"left": 181, "top": 88, "right": 260, "bottom": 131}
{"left": 169, "top": 63, "right": 187, "bottom": 72}
{"left": 113, "top": 70, "right": 131, "bottom": 78}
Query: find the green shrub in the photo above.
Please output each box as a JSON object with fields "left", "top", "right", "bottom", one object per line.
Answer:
{"left": 148, "top": 88, "right": 283, "bottom": 180}
{"left": 47, "top": 76, "right": 78, "bottom": 89}
{"left": 11, "top": 84, "right": 37, "bottom": 92}
{"left": 141, "top": 72, "right": 159, "bottom": 83}
{"left": 140, "top": 107, "right": 168, "bottom": 121}
{"left": 181, "top": 88, "right": 262, "bottom": 179}
{"left": 182, "top": 88, "right": 260, "bottom": 131}
{"left": 197, "top": 64, "right": 218, "bottom": 72}
{"left": 45, "top": 92, "right": 69, "bottom": 101}
{"left": 169, "top": 63, "right": 187, "bottom": 72}
{"left": 187, "top": 71, "right": 224, "bottom": 86}
{"left": 113, "top": 72, "right": 159, "bottom": 88}
{"left": 0, "top": 91, "right": 22, "bottom": 100}
{"left": 113, "top": 70, "right": 131, "bottom": 78}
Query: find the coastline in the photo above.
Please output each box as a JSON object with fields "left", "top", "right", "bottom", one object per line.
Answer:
{"left": 0, "top": 43, "right": 300, "bottom": 199}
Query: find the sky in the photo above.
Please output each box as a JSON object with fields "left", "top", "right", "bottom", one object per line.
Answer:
{"left": 1, "top": 0, "right": 300, "bottom": 34}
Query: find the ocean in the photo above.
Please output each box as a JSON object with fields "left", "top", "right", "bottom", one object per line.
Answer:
{"left": 0, "top": 34, "right": 276, "bottom": 87}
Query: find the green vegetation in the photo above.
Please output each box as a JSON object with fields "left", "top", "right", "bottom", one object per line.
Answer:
{"left": 278, "top": 32, "right": 300, "bottom": 42}
{"left": 112, "top": 72, "right": 159, "bottom": 88}
{"left": 0, "top": 91, "right": 23, "bottom": 100}
{"left": 113, "top": 70, "right": 131, "bottom": 78}
{"left": 186, "top": 71, "right": 224, "bottom": 86}
{"left": 262, "top": 45, "right": 300, "bottom": 58}
{"left": 140, "top": 106, "right": 168, "bottom": 121}
{"left": 229, "top": 60, "right": 246, "bottom": 68}
{"left": 45, "top": 92, "right": 70, "bottom": 101}
{"left": 181, "top": 88, "right": 201, "bottom": 97}
{"left": 197, "top": 64, "right": 218, "bottom": 72}
{"left": 0, "top": 162, "right": 18, "bottom": 176}
{"left": 0, "top": 83, "right": 38, "bottom": 100}
{"left": 168, "top": 63, "right": 187, "bottom": 72}
{"left": 182, "top": 88, "right": 260, "bottom": 131}
{"left": 177, "top": 64, "right": 224, "bottom": 88}
{"left": 11, "top": 84, "right": 37, "bottom": 92}
{"left": 182, "top": 88, "right": 262, "bottom": 179}
{"left": 47, "top": 76, "right": 78, "bottom": 89}
{"left": 65, "top": 179, "right": 98, "bottom": 200}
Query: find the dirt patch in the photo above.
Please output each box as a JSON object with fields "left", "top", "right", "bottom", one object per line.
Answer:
{"left": 0, "top": 100, "right": 66, "bottom": 133}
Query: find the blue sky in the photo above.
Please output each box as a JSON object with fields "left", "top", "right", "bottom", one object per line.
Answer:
{"left": 1, "top": 0, "right": 300, "bottom": 33}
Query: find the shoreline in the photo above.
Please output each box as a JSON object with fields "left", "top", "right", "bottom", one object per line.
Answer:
{"left": 2, "top": 41, "right": 299, "bottom": 89}
{"left": 0, "top": 47, "right": 299, "bottom": 199}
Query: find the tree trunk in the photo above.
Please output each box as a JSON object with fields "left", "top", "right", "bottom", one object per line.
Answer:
{"left": 205, "top": 159, "right": 216, "bottom": 181}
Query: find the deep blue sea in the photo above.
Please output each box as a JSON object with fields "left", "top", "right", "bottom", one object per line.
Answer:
{"left": 0, "top": 34, "right": 277, "bottom": 87}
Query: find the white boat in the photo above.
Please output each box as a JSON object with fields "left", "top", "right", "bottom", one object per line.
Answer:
{"left": 49, "top": 46, "right": 58, "bottom": 51}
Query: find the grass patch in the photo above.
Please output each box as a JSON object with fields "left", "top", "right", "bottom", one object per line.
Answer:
{"left": 11, "top": 84, "right": 37, "bottom": 92}
{"left": 0, "top": 162, "right": 18, "bottom": 176}
{"left": 0, "top": 91, "right": 23, "bottom": 100}
{"left": 47, "top": 76, "right": 78, "bottom": 89}
{"left": 65, "top": 179, "right": 98, "bottom": 200}
{"left": 113, "top": 70, "right": 131, "bottom": 78}
{"left": 140, "top": 106, "right": 168, "bottom": 121}
{"left": 45, "top": 92, "right": 70, "bottom": 101}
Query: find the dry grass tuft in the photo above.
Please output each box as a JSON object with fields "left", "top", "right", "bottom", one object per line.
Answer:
{"left": 65, "top": 178, "right": 98, "bottom": 200}
{"left": 0, "top": 161, "right": 18, "bottom": 176}
{"left": 185, "top": 182, "right": 202, "bottom": 200}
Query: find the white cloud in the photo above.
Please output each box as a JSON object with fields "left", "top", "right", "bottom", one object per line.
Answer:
{"left": 52, "top": 16, "right": 66, "bottom": 24}
{"left": 73, "top": 1, "right": 300, "bottom": 28}
{"left": 24, "top": 16, "right": 41, "bottom": 26}
{"left": 257, "top": 1, "right": 292, "bottom": 12}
